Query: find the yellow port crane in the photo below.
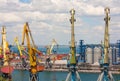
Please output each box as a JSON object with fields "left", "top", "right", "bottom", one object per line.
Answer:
{"left": 22, "top": 22, "right": 43, "bottom": 81}
{"left": 65, "top": 9, "right": 81, "bottom": 81}
{"left": 14, "top": 36, "right": 42, "bottom": 57}
{"left": 45, "top": 39, "right": 58, "bottom": 68}
{"left": 14, "top": 37, "right": 23, "bottom": 57}
{"left": 0, "top": 46, "right": 2, "bottom": 57}
{"left": 1, "top": 26, "right": 13, "bottom": 81}
{"left": 46, "top": 39, "right": 58, "bottom": 55}
{"left": 97, "top": 7, "right": 114, "bottom": 81}
{"left": 13, "top": 37, "right": 29, "bottom": 68}
{"left": 1, "top": 27, "right": 9, "bottom": 66}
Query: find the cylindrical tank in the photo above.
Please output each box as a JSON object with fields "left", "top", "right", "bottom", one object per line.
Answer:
{"left": 112, "top": 47, "right": 117, "bottom": 64}
{"left": 116, "top": 48, "right": 119, "bottom": 63}
{"left": 109, "top": 47, "right": 112, "bottom": 65}
{"left": 86, "top": 47, "right": 92, "bottom": 64}
{"left": 93, "top": 47, "right": 101, "bottom": 65}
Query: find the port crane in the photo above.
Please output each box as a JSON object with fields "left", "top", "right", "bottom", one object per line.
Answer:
{"left": 45, "top": 39, "right": 58, "bottom": 68}
{"left": 46, "top": 39, "right": 58, "bottom": 55}
{"left": 14, "top": 37, "right": 28, "bottom": 67}
{"left": 1, "top": 27, "right": 9, "bottom": 66}
{"left": 1, "top": 26, "right": 13, "bottom": 81}
{"left": 22, "top": 22, "right": 43, "bottom": 81}
{"left": 0, "top": 46, "right": 2, "bottom": 58}
{"left": 97, "top": 7, "right": 114, "bottom": 81}
{"left": 14, "top": 37, "right": 23, "bottom": 57}
{"left": 65, "top": 9, "right": 81, "bottom": 81}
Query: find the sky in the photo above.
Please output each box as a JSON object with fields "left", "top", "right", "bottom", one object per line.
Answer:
{"left": 0, "top": 0, "right": 120, "bottom": 45}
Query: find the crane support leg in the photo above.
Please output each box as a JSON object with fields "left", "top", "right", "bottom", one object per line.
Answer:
{"left": 97, "top": 66, "right": 115, "bottom": 81}
{"left": 65, "top": 65, "right": 81, "bottom": 81}
{"left": 65, "top": 72, "right": 71, "bottom": 81}
{"left": 29, "top": 73, "right": 38, "bottom": 81}
{"left": 71, "top": 72, "right": 76, "bottom": 81}
{"left": 76, "top": 71, "right": 80, "bottom": 81}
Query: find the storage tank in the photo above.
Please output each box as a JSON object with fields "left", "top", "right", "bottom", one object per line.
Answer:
{"left": 93, "top": 47, "right": 101, "bottom": 65}
{"left": 112, "top": 47, "right": 117, "bottom": 64}
{"left": 116, "top": 48, "right": 120, "bottom": 63}
{"left": 109, "top": 47, "right": 112, "bottom": 65}
{"left": 86, "top": 47, "right": 92, "bottom": 64}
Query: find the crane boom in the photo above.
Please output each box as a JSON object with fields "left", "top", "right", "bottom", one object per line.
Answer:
{"left": 22, "top": 22, "right": 37, "bottom": 81}
{"left": 14, "top": 37, "right": 23, "bottom": 56}
{"left": 65, "top": 9, "right": 81, "bottom": 81}
{"left": 26, "top": 23, "right": 36, "bottom": 48}
{"left": 104, "top": 7, "right": 110, "bottom": 64}
{"left": 50, "top": 39, "right": 58, "bottom": 54}
{"left": 97, "top": 7, "right": 115, "bottom": 81}
{"left": 22, "top": 23, "right": 31, "bottom": 49}
{"left": 70, "top": 9, "right": 76, "bottom": 64}
{"left": 46, "top": 39, "right": 58, "bottom": 54}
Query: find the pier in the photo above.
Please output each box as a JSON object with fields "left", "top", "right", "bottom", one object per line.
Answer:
{"left": 13, "top": 63, "right": 120, "bottom": 74}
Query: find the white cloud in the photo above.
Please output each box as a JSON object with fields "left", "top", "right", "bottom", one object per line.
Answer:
{"left": 63, "top": 29, "right": 70, "bottom": 34}
{"left": 93, "top": 26, "right": 104, "bottom": 32}
{"left": 0, "top": 0, "right": 119, "bottom": 45}
{"left": 0, "top": 13, "right": 23, "bottom": 23}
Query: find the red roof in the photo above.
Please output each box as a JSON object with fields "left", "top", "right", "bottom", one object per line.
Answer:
{"left": 1, "top": 66, "right": 14, "bottom": 73}
{"left": 11, "top": 59, "right": 21, "bottom": 63}
{"left": 0, "top": 55, "right": 3, "bottom": 58}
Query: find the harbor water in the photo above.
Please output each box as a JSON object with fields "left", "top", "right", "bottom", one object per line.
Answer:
{"left": 12, "top": 70, "right": 120, "bottom": 81}
{"left": 10, "top": 45, "right": 120, "bottom": 81}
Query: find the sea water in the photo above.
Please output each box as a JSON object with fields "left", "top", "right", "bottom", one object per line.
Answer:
{"left": 10, "top": 45, "right": 120, "bottom": 81}
{"left": 12, "top": 70, "right": 120, "bottom": 81}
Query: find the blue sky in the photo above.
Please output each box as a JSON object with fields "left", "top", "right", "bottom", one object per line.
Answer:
{"left": 19, "top": 0, "right": 31, "bottom": 3}
{"left": 0, "top": 0, "right": 120, "bottom": 45}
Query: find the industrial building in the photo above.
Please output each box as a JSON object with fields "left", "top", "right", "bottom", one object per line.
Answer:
{"left": 77, "top": 40, "right": 120, "bottom": 65}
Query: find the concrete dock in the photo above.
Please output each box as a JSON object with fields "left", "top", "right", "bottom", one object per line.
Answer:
{"left": 13, "top": 62, "right": 120, "bottom": 74}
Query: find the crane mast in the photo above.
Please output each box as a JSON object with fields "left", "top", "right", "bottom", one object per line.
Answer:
{"left": 65, "top": 9, "right": 81, "bottom": 81}
{"left": 1, "top": 27, "right": 13, "bottom": 81}
{"left": 97, "top": 7, "right": 114, "bottom": 81}
{"left": 70, "top": 9, "right": 76, "bottom": 64}
{"left": 22, "top": 22, "right": 38, "bottom": 81}
{"left": 104, "top": 8, "right": 110, "bottom": 64}
{"left": 2, "top": 27, "right": 8, "bottom": 66}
